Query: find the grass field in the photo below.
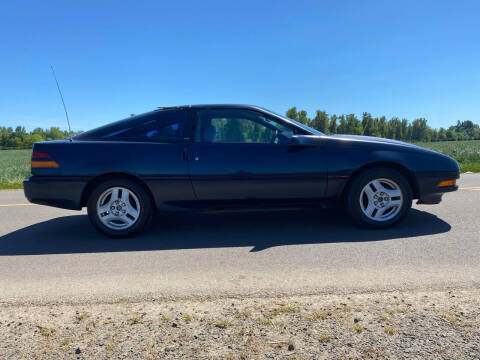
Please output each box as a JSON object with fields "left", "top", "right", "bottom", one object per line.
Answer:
{"left": 0, "top": 140, "right": 479, "bottom": 189}
{"left": 415, "top": 140, "right": 480, "bottom": 173}
{"left": 0, "top": 149, "right": 30, "bottom": 189}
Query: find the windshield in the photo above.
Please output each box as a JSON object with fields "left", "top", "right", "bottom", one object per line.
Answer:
{"left": 259, "top": 108, "right": 325, "bottom": 136}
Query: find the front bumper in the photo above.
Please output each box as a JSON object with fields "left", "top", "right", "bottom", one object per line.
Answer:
{"left": 416, "top": 171, "right": 459, "bottom": 204}
{"left": 23, "top": 176, "right": 88, "bottom": 210}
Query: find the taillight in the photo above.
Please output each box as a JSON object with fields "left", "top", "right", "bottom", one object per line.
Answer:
{"left": 32, "top": 151, "right": 51, "bottom": 159}
{"left": 31, "top": 152, "right": 60, "bottom": 168}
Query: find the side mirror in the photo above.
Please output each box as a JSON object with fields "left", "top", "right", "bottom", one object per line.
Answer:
{"left": 275, "top": 131, "right": 297, "bottom": 145}
{"left": 290, "top": 135, "right": 301, "bottom": 144}
{"left": 289, "top": 135, "right": 300, "bottom": 145}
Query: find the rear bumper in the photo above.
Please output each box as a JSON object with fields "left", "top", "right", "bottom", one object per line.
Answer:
{"left": 416, "top": 171, "right": 459, "bottom": 204}
{"left": 23, "top": 176, "right": 88, "bottom": 210}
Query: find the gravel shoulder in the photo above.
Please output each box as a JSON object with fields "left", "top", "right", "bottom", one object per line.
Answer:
{"left": 1, "top": 288, "right": 479, "bottom": 360}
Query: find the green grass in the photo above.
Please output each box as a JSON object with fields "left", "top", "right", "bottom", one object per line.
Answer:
{"left": 0, "top": 149, "right": 31, "bottom": 189}
{"left": 0, "top": 140, "right": 478, "bottom": 190}
{"left": 415, "top": 140, "right": 480, "bottom": 172}
{"left": 0, "top": 182, "right": 24, "bottom": 190}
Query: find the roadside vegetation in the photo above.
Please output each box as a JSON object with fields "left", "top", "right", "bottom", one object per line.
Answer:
{"left": 285, "top": 107, "right": 480, "bottom": 142}
{"left": 0, "top": 149, "right": 30, "bottom": 189}
{"left": 415, "top": 140, "right": 480, "bottom": 173}
{"left": 0, "top": 126, "right": 79, "bottom": 149}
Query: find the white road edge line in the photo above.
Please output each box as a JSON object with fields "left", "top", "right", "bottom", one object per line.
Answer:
{"left": 0, "top": 203, "right": 36, "bottom": 207}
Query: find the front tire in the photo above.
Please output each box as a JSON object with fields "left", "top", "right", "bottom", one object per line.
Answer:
{"left": 345, "top": 167, "right": 412, "bottom": 229}
{"left": 87, "top": 178, "right": 153, "bottom": 237}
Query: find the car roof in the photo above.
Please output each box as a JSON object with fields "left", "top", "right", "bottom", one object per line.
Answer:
{"left": 156, "top": 104, "right": 264, "bottom": 111}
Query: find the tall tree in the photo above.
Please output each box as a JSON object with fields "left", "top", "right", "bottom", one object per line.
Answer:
{"left": 345, "top": 114, "right": 363, "bottom": 135}
{"left": 297, "top": 110, "right": 310, "bottom": 125}
{"left": 329, "top": 115, "right": 338, "bottom": 134}
{"left": 311, "top": 110, "right": 329, "bottom": 133}
{"left": 362, "top": 112, "right": 379, "bottom": 137}
{"left": 401, "top": 119, "right": 409, "bottom": 141}
{"left": 286, "top": 107, "right": 310, "bottom": 125}
{"left": 285, "top": 107, "right": 298, "bottom": 121}
{"left": 411, "top": 118, "right": 428, "bottom": 141}
{"left": 337, "top": 115, "right": 348, "bottom": 134}
{"left": 377, "top": 116, "right": 387, "bottom": 138}
{"left": 386, "top": 117, "right": 402, "bottom": 140}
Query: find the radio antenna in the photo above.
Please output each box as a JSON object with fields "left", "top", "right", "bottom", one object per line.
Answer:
{"left": 50, "top": 65, "right": 72, "bottom": 139}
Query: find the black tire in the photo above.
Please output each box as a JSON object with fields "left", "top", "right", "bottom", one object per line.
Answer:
{"left": 87, "top": 178, "right": 153, "bottom": 237}
{"left": 344, "top": 167, "right": 412, "bottom": 229}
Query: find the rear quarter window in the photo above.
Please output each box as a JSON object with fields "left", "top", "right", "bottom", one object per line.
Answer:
{"left": 75, "top": 110, "right": 187, "bottom": 142}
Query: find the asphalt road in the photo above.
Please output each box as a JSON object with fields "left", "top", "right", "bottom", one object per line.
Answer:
{"left": 1, "top": 174, "right": 479, "bottom": 304}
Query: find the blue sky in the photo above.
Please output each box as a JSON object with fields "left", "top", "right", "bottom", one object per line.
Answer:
{"left": 1, "top": 0, "right": 479, "bottom": 131}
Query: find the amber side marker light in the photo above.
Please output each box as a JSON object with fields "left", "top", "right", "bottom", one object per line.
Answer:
{"left": 437, "top": 179, "right": 456, "bottom": 187}
{"left": 31, "top": 160, "right": 60, "bottom": 168}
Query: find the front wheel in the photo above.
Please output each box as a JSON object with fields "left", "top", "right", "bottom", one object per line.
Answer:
{"left": 345, "top": 168, "right": 412, "bottom": 229}
{"left": 87, "top": 178, "right": 153, "bottom": 237}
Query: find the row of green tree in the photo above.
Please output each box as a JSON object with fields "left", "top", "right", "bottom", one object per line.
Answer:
{"left": 0, "top": 126, "right": 79, "bottom": 149}
{"left": 286, "top": 107, "right": 480, "bottom": 142}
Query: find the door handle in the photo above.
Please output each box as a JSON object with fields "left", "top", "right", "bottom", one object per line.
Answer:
{"left": 182, "top": 147, "right": 199, "bottom": 161}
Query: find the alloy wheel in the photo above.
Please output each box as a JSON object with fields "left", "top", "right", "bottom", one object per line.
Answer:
{"left": 96, "top": 187, "right": 141, "bottom": 230}
{"left": 359, "top": 178, "right": 403, "bottom": 222}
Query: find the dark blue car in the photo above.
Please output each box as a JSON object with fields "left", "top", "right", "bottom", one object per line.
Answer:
{"left": 24, "top": 104, "right": 459, "bottom": 237}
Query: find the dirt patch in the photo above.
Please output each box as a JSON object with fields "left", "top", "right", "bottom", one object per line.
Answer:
{"left": 1, "top": 289, "right": 479, "bottom": 359}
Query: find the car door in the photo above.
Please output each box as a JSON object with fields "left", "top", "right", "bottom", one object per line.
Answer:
{"left": 188, "top": 108, "right": 327, "bottom": 202}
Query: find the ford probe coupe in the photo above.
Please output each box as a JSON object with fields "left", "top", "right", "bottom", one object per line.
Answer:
{"left": 24, "top": 105, "right": 459, "bottom": 237}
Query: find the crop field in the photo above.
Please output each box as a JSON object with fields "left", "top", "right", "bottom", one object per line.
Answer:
{"left": 0, "top": 149, "right": 30, "bottom": 189}
{"left": 0, "top": 140, "right": 479, "bottom": 189}
{"left": 415, "top": 140, "right": 480, "bottom": 173}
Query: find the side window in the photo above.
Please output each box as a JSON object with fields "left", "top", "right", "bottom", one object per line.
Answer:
{"left": 103, "top": 110, "right": 186, "bottom": 142}
{"left": 195, "top": 109, "right": 293, "bottom": 144}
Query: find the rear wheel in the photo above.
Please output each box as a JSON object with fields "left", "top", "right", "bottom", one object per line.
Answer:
{"left": 345, "top": 167, "right": 412, "bottom": 228}
{"left": 87, "top": 178, "right": 153, "bottom": 237}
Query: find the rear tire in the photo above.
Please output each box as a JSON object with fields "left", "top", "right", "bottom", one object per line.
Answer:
{"left": 87, "top": 178, "right": 153, "bottom": 237}
{"left": 345, "top": 167, "right": 412, "bottom": 229}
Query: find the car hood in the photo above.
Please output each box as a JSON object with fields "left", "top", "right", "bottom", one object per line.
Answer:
{"left": 329, "top": 134, "right": 425, "bottom": 150}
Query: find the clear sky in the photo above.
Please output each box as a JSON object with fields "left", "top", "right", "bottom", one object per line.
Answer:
{"left": 1, "top": 0, "right": 479, "bottom": 131}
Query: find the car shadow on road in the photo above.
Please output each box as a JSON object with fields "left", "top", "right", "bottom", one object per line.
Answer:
{"left": 0, "top": 208, "right": 451, "bottom": 256}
